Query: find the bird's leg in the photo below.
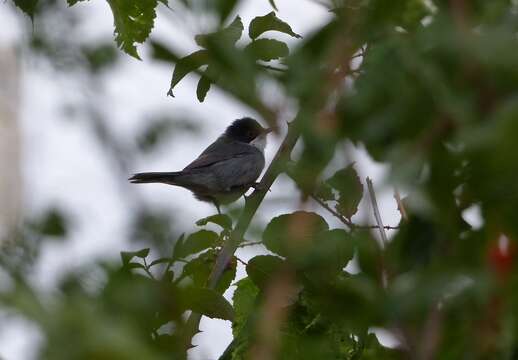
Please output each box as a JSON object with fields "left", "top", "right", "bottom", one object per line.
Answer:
{"left": 213, "top": 201, "right": 221, "bottom": 214}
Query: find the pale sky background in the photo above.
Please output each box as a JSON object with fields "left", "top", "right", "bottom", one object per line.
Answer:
{"left": 0, "top": 1, "right": 419, "bottom": 359}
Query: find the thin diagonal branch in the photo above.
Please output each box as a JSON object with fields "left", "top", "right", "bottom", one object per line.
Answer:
{"left": 182, "top": 121, "right": 300, "bottom": 353}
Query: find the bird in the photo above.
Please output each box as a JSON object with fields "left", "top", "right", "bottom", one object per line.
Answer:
{"left": 129, "top": 117, "right": 272, "bottom": 213}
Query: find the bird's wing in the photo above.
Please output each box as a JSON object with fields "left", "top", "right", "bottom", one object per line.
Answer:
{"left": 183, "top": 140, "right": 259, "bottom": 171}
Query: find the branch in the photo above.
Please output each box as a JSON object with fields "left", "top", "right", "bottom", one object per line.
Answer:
{"left": 181, "top": 121, "right": 300, "bottom": 353}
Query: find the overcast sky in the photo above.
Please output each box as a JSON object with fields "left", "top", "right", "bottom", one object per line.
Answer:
{"left": 0, "top": 1, "right": 412, "bottom": 358}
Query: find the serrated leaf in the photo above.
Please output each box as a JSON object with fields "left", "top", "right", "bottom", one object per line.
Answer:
{"left": 245, "top": 38, "right": 289, "bottom": 62}
{"left": 195, "top": 16, "right": 243, "bottom": 48}
{"left": 13, "top": 0, "right": 39, "bottom": 19}
{"left": 107, "top": 0, "right": 158, "bottom": 59}
{"left": 176, "top": 230, "right": 218, "bottom": 259}
{"left": 263, "top": 211, "right": 329, "bottom": 258}
{"left": 196, "top": 214, "right": 232, "bottom": 229}
{"left": 183, "top": 287, "right": 234, "bottom": 321}
{"left": 326, "top": 164, "right": 363, "bottom": 220}
{"left": 168, "top": 50, "right": 209, "bottom": 97}
{"left": 249, "top": 12, "right": 301, "bottom": 40}
{"left": 246, "top": 255, "right": 284, "bottom": 289}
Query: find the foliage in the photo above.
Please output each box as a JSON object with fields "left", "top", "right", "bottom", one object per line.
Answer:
{"left": 6, "top": 0, "right": 518, "bottom": 359}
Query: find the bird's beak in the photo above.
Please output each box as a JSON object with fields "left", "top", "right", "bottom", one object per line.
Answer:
{"left": 263, "top": 127, "right": 274, "bottom": 134}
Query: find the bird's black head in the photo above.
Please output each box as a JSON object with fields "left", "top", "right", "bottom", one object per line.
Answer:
{"left": 224, "top": 117, "right": 269, "bottom": 143}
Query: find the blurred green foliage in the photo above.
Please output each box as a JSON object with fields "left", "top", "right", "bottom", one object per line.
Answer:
{"left": 6, "top": 0, "right": 518, "bottom": 359}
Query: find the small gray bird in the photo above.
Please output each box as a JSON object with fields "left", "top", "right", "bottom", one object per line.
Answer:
{"left": 129, "top": 117, "right": 272, "bottom": 213}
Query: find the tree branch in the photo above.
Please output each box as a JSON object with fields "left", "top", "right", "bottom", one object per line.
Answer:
{"left": 181, "top": 121, "right": 300, "bottom": 353}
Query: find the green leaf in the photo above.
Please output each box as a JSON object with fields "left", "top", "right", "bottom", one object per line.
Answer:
{"left": 246, "top": 255, "right": 284, "bottom": 289}
{"left": 214, "top": 0, "right": 240, "bottom": 22}
{"left": 245, "top": 38, "right": 289, "bottom": 62}
{"left": 182, "top": 250, "right": 236, "bottom": 293}
{"left": 314, "top": 182, "right": 335, "bottom": 202}
{"left": 107, "top": 0, "right": 158, "bottom": 59}
{"left": 176, "top": 230, "right": 218, "bottom": 259}
{"left": 148, "top": 257, "right": 173, "bottom": 267}
{"left": 12, "top": 0, "right": 39, "bottom": 19}
{"left": 172, "top": 233, "right": 185, "bottom": 259}
{"left": 194, "top": 16, "right": 243, "bottom": 48}
{"left": 304, "top": 229, "right": 354, "bottom": 274}
{"left": 196, "top": 214, "right": 232, "bottom": 229}
{"left": 326, "top": 163, "right": 363, "bottom": 220}
{"left": 249, "top": 12, "right": 301, "bottom": 40}
{"left": 182, "top": 287, "right": 234, "bottom": 321}
{"left": 32, "top": 208, "right": 68, "bottom": 237}
{"left": 196, "top": 74, "right": 211, "bottom": 102}
{"left": 120, "top": 248, "right": 150, "bottom": 265}
{"left": 232, "top": 277, "right": 259, "bottom": 336}
{"left": 168, "top": 50, "right": 209, "bottom": 97}
{"left": 263, "top": 211, "right": 329, "bottom": 258}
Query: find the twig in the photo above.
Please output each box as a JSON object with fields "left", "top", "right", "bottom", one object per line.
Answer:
{"left": 366, "top": 177, "right": 389, "bottom": 290}
{"left": 238, "top": 241, "right": 263, "bottom": 248}
{"left": 260, "top": 64, "right": 286, "bottom": 73}
{"left": 394, "top": 188, "right": 408, "bottom": 221}
{"left": 310, "top": 193, "right": 354, "bottom": 228}
{"left": 366, "top": 177, "right": 389, "bottom": 246}
{"left": 309, "top": 189, "right": 399, "bottom": 230}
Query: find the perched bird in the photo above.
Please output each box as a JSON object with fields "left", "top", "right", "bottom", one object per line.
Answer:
{"left": 129, "top": 117, "right": 272, "bottom": 213}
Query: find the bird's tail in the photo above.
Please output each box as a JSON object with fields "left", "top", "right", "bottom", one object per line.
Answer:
{"left": 128, "top": 172, "right": 182, "bottom": 185}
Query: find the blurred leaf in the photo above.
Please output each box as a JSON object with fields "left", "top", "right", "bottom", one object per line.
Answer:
{"left": 194, "top": 16, "right": 243, "bottom": 48}
{"left": 149, "top": 40, "right": 178, "bottom": 63}
{"left": 268, "top": 0, "right": 278, "bottom": 11}
{"left": 182, "top": 287, "right": 234, "bottom": 321}
{"left": 232, "top": 278, "right": 259, "bottom": 336}
{"left": 12, "top": 0, "right": 39, "bottom": 19}
{"left": 196, "top": 73, "right": 212, "bottom": 102}
{"left": 82, "top": 43, "right": 118, "bottom": 73}
{"left": 176, "top": 230, "right": 218, "bottom": 259}
{"left": 168, "top": 50, "right": 209, "bottom": 97}
{"left": 263, "top": 211, "right": 329, "bottom": 258}
{"left": 107, "top": 0, "right": 158, "bottom": 59}
{"left": 244, "top": 38, "right": 289, "bottom": 61}
{"left": 249, "top": 12, "right": 301, "bottom": 40}
{"left": 196, "top": 214, "right": 232, "bottom": 230}
{"left": 214, "top": 0, "right": 240, "bottom": 22}
{"left": 314, "top": 182, "right": 335, "bottom": 202}
{"left": 246, "top": 255, "right": 284, "bottom": 289}
{"left": 303, "top": 229, "right": 354, "bottom": 274}
{"left": 31, "top": 208, "right": 68, "bottom": 238}
{"left": 182, "top": 250, "right": 236, "bottom": 293}
{"left": 326, "top": 164, "right": 363, "bottom": 220}
{"left": 148, "top": 257, "right": 173, "bottom": 267}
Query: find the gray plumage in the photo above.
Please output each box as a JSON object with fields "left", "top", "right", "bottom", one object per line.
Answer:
{"left": 129, "top": 118, "right": 270, "bottom": 212}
